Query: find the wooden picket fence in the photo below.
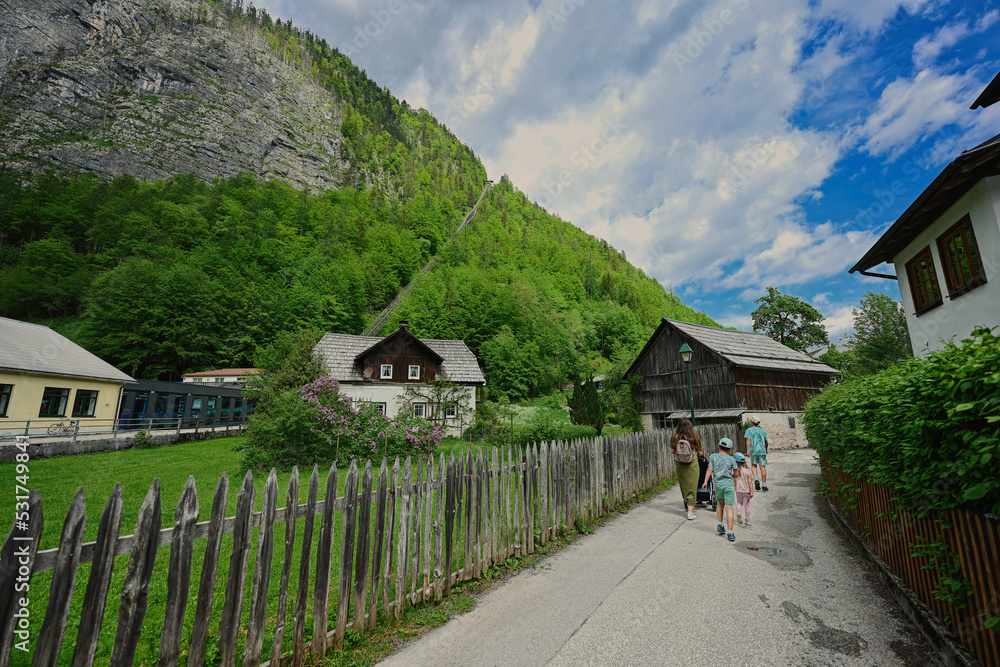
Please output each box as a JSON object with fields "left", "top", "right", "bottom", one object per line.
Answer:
{"left": 0, "top": 431, "right": 674, "bottom": 666}
{"left": 822, "top": 462, "right": 1000, "bottom": 666}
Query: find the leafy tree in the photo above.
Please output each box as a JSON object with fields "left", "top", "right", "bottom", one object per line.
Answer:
{"left": 601, "top": 346, "right": 645, "bottom": 432}
{"left": 399, "top": 375, "right": 473, "bottom": 433}
{"left": 751, "top": 286, "right": 829, "bottom": 352}
{"left": 841, "top": 292, "right": 912, "bottom": 375}
{"left": 247, "top": 329, "right": 326, "bottom": 413}
{"left": 567, "top": 376, "right": 605, "bottom": 435}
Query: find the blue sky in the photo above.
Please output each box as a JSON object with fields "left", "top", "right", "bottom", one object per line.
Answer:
{"left": 257, "top": 0, "right": 1000, "bottom": 341}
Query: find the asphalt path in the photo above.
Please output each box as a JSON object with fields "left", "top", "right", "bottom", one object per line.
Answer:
{"left": 378, "top": 448, "right": 937, "bottom": 667}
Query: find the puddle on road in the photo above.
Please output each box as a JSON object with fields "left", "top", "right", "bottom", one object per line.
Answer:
{"left": 742, "top": 541, "right": 812, "bottom": 569}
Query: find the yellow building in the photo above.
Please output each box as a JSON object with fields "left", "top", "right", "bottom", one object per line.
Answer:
{"left": 0, "top": 317, "right": 135, "bottom": 428}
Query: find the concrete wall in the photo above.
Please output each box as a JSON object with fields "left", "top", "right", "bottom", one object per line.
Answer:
{"left": 893, "top": 178, "right": 1000, "bottom": 356}
{"left": 0, "top": 427, "right": 244, "bottom": 461}
{"left": 743, "top": 411, "right": 809, "bottom": 450}
{"left": 337, "top": 382, "right": 476, "bottom": 436}
{"left": 0, "top": 371, "right": 123, "bottom": 423}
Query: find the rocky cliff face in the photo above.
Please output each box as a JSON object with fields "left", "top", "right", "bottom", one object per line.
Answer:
{"left": 0, "top": 0, "right": 349, "bottom": 188}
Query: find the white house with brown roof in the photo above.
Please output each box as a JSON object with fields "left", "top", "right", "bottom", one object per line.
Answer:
{"left": 313, "top": 323, "right": 485, "bottom": 434}
{"left": 850, "top": 80, "right": 1000, "bottom": 356}
{"left": 0, "top": 317, "right": 135, "bottom": 428}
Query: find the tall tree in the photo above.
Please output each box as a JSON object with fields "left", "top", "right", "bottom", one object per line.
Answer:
{"left": 841, "top": 292, "right": 913, "bottom": 375}
{"left": 567, "top": 376, "right": 605, "bottom": 435}
{"left": 751, "top": 286, "right": 829, "bottom": 352}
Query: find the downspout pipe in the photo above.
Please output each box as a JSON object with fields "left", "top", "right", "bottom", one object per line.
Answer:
{"left": 858, "top": 268, "right": 898, "bottom": 280}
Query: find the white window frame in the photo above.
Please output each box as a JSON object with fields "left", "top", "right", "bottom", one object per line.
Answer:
{"left": 445, "top": 405, "right": 457, "bottom": 419}
{"left": 376, "top": 402, "right": 387, "bottom": 416}
{"left": 408, "top": 364, "right": 421, "bottom": 380}
{"left": 413, "top": 403, "right": 426, "bottom": 417}
{"left": 380, "top": 364, "right": 393, "bottom": 379}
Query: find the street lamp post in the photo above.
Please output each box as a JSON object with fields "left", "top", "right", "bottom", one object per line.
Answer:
{"left": 679, "top": 342, "right": 695, "bottom": 426}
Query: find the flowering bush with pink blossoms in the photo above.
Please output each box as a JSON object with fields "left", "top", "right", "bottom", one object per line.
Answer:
{"left": 238, "top": 375, "right": 443, "bottom": 471}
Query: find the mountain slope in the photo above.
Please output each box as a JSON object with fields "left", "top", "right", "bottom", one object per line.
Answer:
{"left": 0, "top": 0, "right": 719, "bottom": 396}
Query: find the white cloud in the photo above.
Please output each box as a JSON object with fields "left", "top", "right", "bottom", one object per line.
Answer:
{"left": 860, "top": 69, "right": 985, "bottom": 160}
{"left": 912, "top": 10, "right": 1000, "bottom": 68}
{"left": 823, "top": 304, "right": 857, "bottom": 342}
{"left": 818, "top": 0, "right": 938, "bottom": 32}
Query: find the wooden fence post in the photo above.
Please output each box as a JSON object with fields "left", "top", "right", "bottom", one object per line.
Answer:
{"left": 34, "top": 488, "right": 87, "bottom": 666}
{"left": 271, "top": 467, "right": 299, "bottom": 665}
{"left": 313, "top": 464, "right": 338, "bottom": 656}
{"left": 395, "top": 457, "right": 413, "bottom": 618}
{"left": 370, "top": 460, "right": 388, "bottom": 628}
{"left": 292, "top": 467, "right": 319, "bottom": 667}
{"left": 353, "top": 460, "right": 372, "bottom": 632}
{"left": 112, "top": 480, "right": 163, "bottom": 666}
{"left": 158, "top": 476, "right": 200, "bottom": 667}
{"left": 217, "top": 472, "right": 254, "bottom": 667}
{"left": 188, "top": 474, "right": 229, "bottom": 667}
{"left": 434, "top": 452, "right": 445, "bottom": 600}
{"left": 71, "top": 485, "right": 122, "bottom": 667}
{"left": 335, "top": 460, "right": 359, "bottom": 645}
{"left": 0, "top": 489, "right": 42, "bottom": 667}
{"left": 244, "top": 469, "right": 279, "bottom": 665}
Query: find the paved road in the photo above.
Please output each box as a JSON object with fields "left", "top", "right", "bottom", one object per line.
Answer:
{"left": 378, "top": 448, "right": 936, "bottom": 667}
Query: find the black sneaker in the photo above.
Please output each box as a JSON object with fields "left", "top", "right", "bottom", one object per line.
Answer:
{"left": 754, "top": 480, "right": 761, "bottom": 491}
{"left": 761, "top": 484, "right": 769, "bottom": 491}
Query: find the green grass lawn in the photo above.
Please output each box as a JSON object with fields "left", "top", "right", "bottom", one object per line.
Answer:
{"left": 1, "top": 435, "right": 491, "bottom": 665}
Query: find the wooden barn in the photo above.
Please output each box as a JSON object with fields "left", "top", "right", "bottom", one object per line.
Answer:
{"left": 626, "top": 319, "right": 839, "bottom": 452}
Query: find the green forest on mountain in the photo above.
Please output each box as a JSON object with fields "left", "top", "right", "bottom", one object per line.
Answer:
{"left": 0, "top": 169, "right": 715, "bottom": 396}
{"left": 0, "top": 0, "right": 718, "bottom": 398}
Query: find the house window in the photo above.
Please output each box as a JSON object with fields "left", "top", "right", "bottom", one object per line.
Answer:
{"left": 445, "top": 405, "right": 457, "bottom": 419}
{"left": 413, "top": 403, "right": 426, "bottom": 417}
{"left": 72, "top": 390, "right": 99, "bottom": 418}
{"left": 408, "top": 364, "right": 421, "bottom": 380}
{"left": 39, "top": 387, "right": 70, "bottom": 418}
{"left": 936, "top": 215, "right": 987, "bottom": 298}
{"left": 904, "top": 247, "right": 942, "bottom": 314}
{"left": 0, "top": 384, "right": 11, "bottom": 417}
{"left": 653, "top": 413, "right": 670, "bottom": 430}
{"left": 380, "top": 364, "right": 393, "bottom": 379}
{"left": 376, "top": 402, "right": 387, "bottom": 416}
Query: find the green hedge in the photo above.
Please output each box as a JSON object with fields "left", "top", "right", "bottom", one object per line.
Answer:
{"left": 803, "top": 327, "right": 1000, "bottom": 516}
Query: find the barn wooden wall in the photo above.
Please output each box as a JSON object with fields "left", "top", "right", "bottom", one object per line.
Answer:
{"left": 733, "top": 368, "right": 831, "bottom": 412}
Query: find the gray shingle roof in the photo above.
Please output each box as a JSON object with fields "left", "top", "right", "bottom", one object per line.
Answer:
{"left": 667, "top": 319, "right": 838, "bottom": 374}
{"left": 314, "top": 333, "right": 486, "bottom": 384}
{"left": 0, "top": 317, "right": 136, "bottom": 383}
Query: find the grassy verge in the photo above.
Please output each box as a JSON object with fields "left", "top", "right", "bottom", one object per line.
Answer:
{"left": 1, "top": 435, "right": 671, "bottom": 665}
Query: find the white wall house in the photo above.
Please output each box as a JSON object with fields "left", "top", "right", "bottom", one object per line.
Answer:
{"left": 313, "top": 323, "right": 485, "bottom": 436}
{"left": 850, "top": 135, "right": 1000, "bottom": 356}
{"left": 182, "top": 368, "right": 261, "bottom": 386}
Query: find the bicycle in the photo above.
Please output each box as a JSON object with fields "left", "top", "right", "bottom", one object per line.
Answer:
{"left": 47, "top": 419, "right": 77, "bottom": 437}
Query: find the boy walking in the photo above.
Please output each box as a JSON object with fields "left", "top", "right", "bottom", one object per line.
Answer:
{"left": 744, "top": 417, "right": 770, "bottom": 491}
{"left": 702, "top": 438, "right": 738, "bottom": 541}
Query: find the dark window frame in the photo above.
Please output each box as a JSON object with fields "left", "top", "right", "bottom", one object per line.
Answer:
{"left": 72, "top": 389, "right": 99, "bottom": 418}
{"left": 39, "top": 387, "right": 71, "bottom": 418}
{"left": 904, "top": 246, "right": 943, "bottom": 315}
{"left": 0, "top": 384, "right": 11, "bottom": 418}
{"left": 936, "top": 214, "right": 988, "bottom": 299}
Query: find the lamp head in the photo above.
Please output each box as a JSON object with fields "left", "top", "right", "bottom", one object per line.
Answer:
{"left": 679, "top": 342, "right": 693, "bottom": 364}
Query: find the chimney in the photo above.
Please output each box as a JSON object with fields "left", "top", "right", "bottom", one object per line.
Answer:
{"left": 399, "top": 320, "right": 409, "bottom": 330}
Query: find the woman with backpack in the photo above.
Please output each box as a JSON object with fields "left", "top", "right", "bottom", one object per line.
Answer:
{"left": 670, "top": 418, "right": 703, "bottom": 520}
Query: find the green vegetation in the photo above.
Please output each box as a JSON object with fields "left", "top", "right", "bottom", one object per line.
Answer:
{"left": 751, "top": 286, "right": 829, "bottom": 352}
{"left": 803, "top": 326, "right": 1000, "bottom": 516}
{"left": 819, "top": 291, "right": 913, "bottom": 377}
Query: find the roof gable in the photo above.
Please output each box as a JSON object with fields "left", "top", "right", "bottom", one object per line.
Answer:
{"left": 356, "top": 327, "right": 444, "bottom": 364}
{"left": 314, "top": 331, "right": 485, "bottom": 384}
{"left": 851, "top": 133, "right": 1000, "bottom": 273}
{"left": 0, "top": 317, "right": 136, "bottom": 384}
{"left": 629, "top": 319, "right": 838, "bottom": 375}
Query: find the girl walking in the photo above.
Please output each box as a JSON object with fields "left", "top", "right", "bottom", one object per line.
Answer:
{"left": 670, "top": 419, "right": 703, "bottom": 520}
{"left": 733, "top": 453, "right": 754, "bottom": 526}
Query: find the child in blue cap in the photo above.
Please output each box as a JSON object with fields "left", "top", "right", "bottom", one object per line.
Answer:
{"left": 702, "top": 438, "right": 738, "bottom": 541}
